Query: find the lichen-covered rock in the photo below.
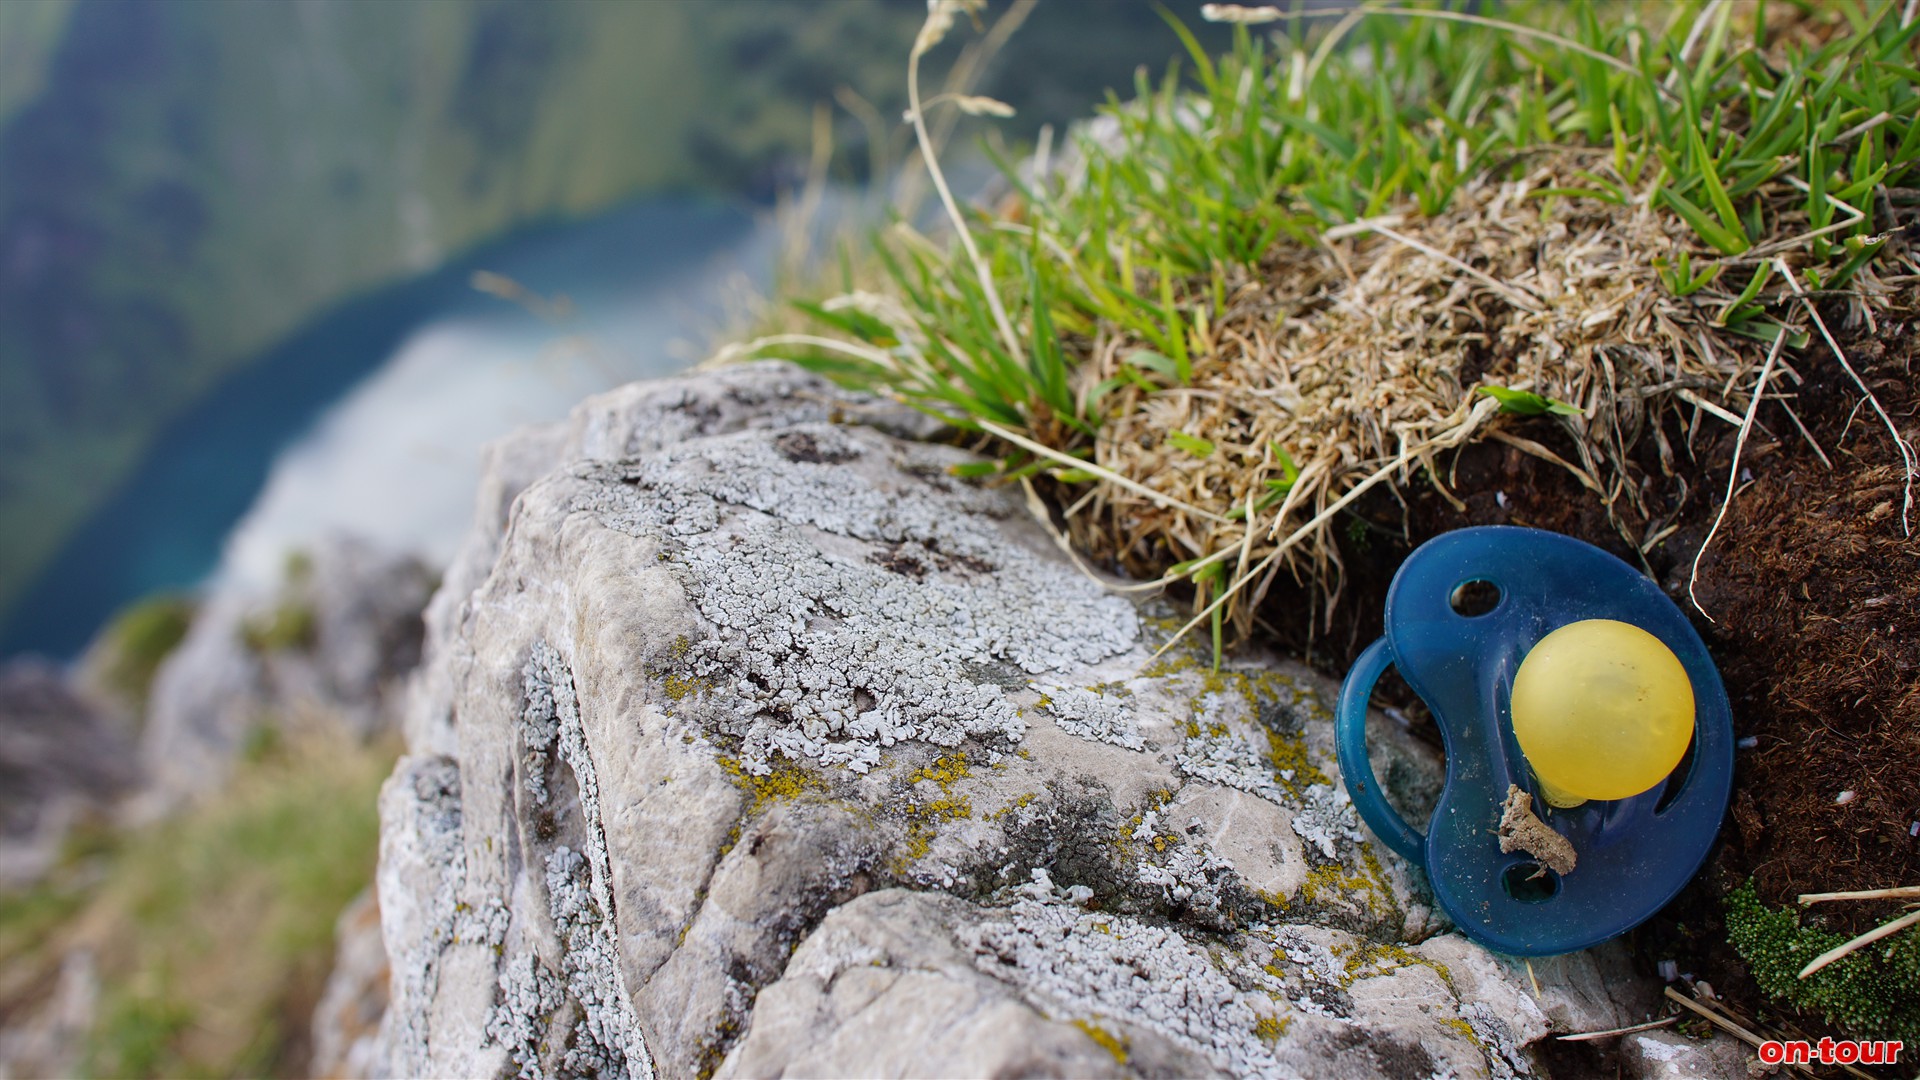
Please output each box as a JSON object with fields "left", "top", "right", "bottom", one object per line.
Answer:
{"left": 402, "top": 360, "right": 935, "bottom": 759}
{"left": 0, "top": 659, "right": 136, "bottom": 888}
{"left": 0, "top": 947, "right": 98, "bottom": 1079}
{"left": 139, "top": 535, "right": 434, "bottom": 808}
{"left": 369, "top": 362, "right": 1661, "bottom": 1079}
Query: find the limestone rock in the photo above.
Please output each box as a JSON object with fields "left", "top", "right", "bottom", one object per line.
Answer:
{"left": 0, "top": 948, "right": 98, "bottom": 1080}
{"left": 139, "top": 535, "right": 434, "bottom": 806}
{"left": 404, "top": 360, "right": 939, "bottom": 758}
{"left": 310, "top": 888, "right": 391, "bottom": 1080}
{"left": 0, "top": 659, "right": 136, "bottom": 888}
{"left": 370, "top": 361, "right": 1663, "bottom": 1078}
{"left": 1618, "top": 1029, "right": 1754, "bottom": 1079}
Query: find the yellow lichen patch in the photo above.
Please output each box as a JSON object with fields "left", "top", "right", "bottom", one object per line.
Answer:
{"left": 1357, "top": 845, "right": 1404, "bottom": 924}
{"left": 905, "top": 751, "right": 975, "bottom": 824}
{"left": 1440, "top": 1016, "right": 1482, "bottom": 1048}
{"left": 908, "top": 750, "right": 972, "bottom": 793}
{"left": 1283, "top": 842, "right": 1405, "bottom": 925}
{"left": 1299, "top": 859, "right": 1394, "bottom": 920}
{"left": 651, "top": 636, "right": 715, "bottom": 702}
{"left": 1071, "top": 1018, "right": 1131, "bottom": 1064}
{"left": 661, "top": 671, "right": 715, "bottom": 701}
{"left": 1333, "top": 939, "right": 1458, "bottom": 997}
{"left": 1253, "top": 1014, "right": 1291, "bottom": 1041}
{"left": 717, "top": 755, "right": 823, "bottom": 815}
{"left": 1114, "top": 788, "right": 1178, "bottom": 859}
{"left": 1338, "top": 940, "right": 1414, "bottom": 983}
{"left": 1255, "top": 887, "right": 1293, "bottom": 914}
{"left": 694, "top": 1015, "right": 742, "bottom": 1080}
{"left": 1138, "top": 624, "right": 1207, "bottom": 680}
{"left": 891, "top": 821, "right": 936, "bottom": 873}
{"left": 1144, "top": 651, "right": 1336, "bottom": 800}
{"left": 1262, "top": 728, "right": 1330, "bottom": 797}
{"left": 984, "top": 791, "right": 1038, "bottom": 821}
{"left": 920, "top": 796, "right": 973, "bottom": 822}
{"left": 888, "top": 755, "right": 983, "bottom": 874}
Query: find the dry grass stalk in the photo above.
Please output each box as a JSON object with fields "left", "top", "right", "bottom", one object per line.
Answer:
{"left": 1798, "top": 907, "right": 1920, "bottom": 980}
{"left": 1555, "top": 1016, "right": 1679, "bottom": 1042}
{"left": 1688, "top": 291, "right": 1790, "bottom": 621}
{"left": 1801, "top": 886, "right": 1920, "bottom": 905}
{"left": 907, "top": 0, "right": 1024, "bottom": 371}
{"left": 1778, "top": 262, "right": 1918, "bottom": 534}
{"left": 1662, "top": 986, "right": 1828, "bottom": 1080}
{"left": 1063, "top": 153, "right": 1793, "bottom": 637}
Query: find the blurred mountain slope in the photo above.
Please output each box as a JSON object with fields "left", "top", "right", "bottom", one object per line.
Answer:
{"left": 0, "top": 0, "right": 1213, "bottom": 624}
{"left": 0, "top": 1, "right": 72, "bottom": 124}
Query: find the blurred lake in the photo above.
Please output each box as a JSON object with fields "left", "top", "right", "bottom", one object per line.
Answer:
{"left": 0, "top": 195, "right": 766, "bottom": 657}
{"left": 0, "top": 0, "right": 1229, "bottom": 662}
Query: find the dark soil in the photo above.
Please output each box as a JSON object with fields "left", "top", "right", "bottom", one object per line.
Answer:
{"left": 1251, "top": 298, "right": 1919, "bottom": 1062}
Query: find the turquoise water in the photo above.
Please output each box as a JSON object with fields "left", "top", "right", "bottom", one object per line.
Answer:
{"left": 0, "top": 196, "right": 758, "bottom": 659}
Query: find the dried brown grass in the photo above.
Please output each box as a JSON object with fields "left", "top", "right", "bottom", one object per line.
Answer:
{"left": 1054, "top": 150, "right": 1912, "bottom": 641}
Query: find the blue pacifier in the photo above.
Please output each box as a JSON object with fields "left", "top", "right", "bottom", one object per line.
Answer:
{"left": 1336, "top": 526, "right": 1732, "bottom": 956}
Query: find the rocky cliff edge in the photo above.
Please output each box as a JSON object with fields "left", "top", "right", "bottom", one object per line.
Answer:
{"left": 358, "top": 361, "right": 1662, "bottom": 1079}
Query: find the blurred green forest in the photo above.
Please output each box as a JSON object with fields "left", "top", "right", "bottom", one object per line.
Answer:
{"left": 0, "top": 0, "right": 1218, "bottom": 623}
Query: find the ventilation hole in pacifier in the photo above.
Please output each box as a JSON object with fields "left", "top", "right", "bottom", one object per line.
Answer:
{"left": 1501, "top": 862, "right": 1561, "bottom": 903}
{"left": 1449, "top": 579, "right": 1502, "bottom": 617}
{"left": 1653, "top": 736, "right": 1698, "bottom": 815}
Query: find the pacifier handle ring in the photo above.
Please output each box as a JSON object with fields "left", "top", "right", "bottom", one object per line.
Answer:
{"left": 1336, "top": 636, "right": 1427, "bottom": 866}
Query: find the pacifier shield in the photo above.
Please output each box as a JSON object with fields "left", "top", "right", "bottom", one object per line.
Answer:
{"left": 1335, "top": 526, "right": 1733, "bottom": 956}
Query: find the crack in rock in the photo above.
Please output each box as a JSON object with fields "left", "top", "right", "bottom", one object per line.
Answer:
{"left": 484, "top": 643, "right": 654, "bottom": 1080}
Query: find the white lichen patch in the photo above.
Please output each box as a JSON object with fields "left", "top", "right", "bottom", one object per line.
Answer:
{"left": 520, "top": 657, "right": 562, "bottom": 806}
{"left": 454, "top": 894, "right": 510, "bottom": 950}
{"left": 543, "top": 847, "right": 655, "bottom": 1080}
{"left": 1171, "top": 688, "right": 1294, "bottom": 801}
{"left": 1179, "top": 727, "right": 1286, "bottom": 801}
{"left": 485, "top": 950, "right": 565, "bottom": 1079}
{"left": 574, "top": 425, "right": 1138, "bottom": 775}
{"left": 1289, "top": 783, "right": 1368, "bottom": 861}
{"left": 1035, "top": 683, "right": 1145, "bottom": 750}
{"left": 965, "top": 892, "right": 1286, "bottom": 1077}
{"left": 1135, "top": 841, "right": 1239, "bottom": 910}
{"left": 1266, "top": 925, "right": 1352, "bottom": 1005}
{"left": 375, "top": 755, "right": 477, "bottom": 1080}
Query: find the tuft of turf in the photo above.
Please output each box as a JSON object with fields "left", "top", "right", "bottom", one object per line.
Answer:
{"left": 88, "top": 595, "right": 196, "bottom": 714}
{"left": 744, "top": 0, "right": 1920, "bottom": 648}
{"left": 1726, "top": 880, "right": 1920, "bottom": 1045}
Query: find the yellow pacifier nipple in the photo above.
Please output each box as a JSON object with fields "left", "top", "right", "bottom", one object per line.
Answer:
{"left": 1510, "top": 619, "right": 1695, "bottom": 808}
